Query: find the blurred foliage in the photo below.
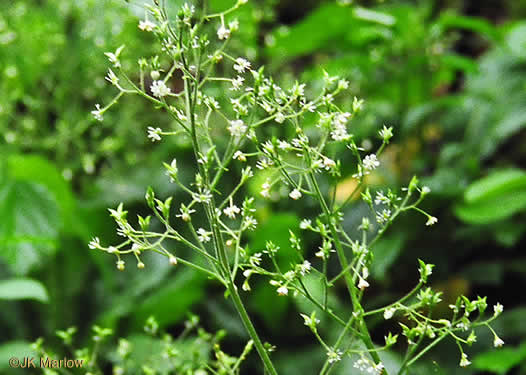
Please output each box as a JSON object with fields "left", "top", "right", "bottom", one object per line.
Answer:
{"left": 0, "top": 0, "right": 525, "bottom": 373}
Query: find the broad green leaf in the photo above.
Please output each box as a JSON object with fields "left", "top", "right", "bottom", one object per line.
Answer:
{"left": 438, "top": 12, "right": 500, "bottom": 42}
{"left": 131, "top": 269, "right": 207, "bottom": 328}
{"left": 507, "top": 22, "right": 526, "bottom": 59}
{"left": 266, "top": 3, "right": 353, "bottom": 60}
{"left": 455, "top": 169, "right": 526, "bottom": 224}
{"left": 0, "top": 278, "right": 49, "bottom": 303}
{"left": 473, "top": 342, "right": 526, "bottom": 375}
{"left": 370, "top": 232, "right": 406, "bottom": 282}
{"left": 248, "top": 213, "right": 300, "bottom": 269}
{"left": 7, "top": 154, "right": 78, "bottom": 235}
{"left": 0, "top": 181, "right": 60, "bottom": 275}
{"left": 0, "top": 341, "right": 36, "bottom": 371}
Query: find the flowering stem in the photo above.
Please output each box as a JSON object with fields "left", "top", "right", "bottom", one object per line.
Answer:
{"left": 308, "top": 171, "right": 388, "bottom": 374}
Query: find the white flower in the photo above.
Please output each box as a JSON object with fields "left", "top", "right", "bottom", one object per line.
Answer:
{"left": 299, "top": 260, "right": 311, "bottom": 276}
{"left": 459, "top": 353, "right": 471, "bottom": 367}
{"left": 338, "top": 79, "right": 349, "bottom": 90}
{"left": 151, "top": 80, "right": 171, "bottom": 98}
{"left": 426, "top": 216, "right": 438, "bottom": 226}
{"left": 233, "top": 151, "right": 246, "bottom": 161}
{"left": 217, "top": 25, "right": 230, "bottom": 40}
{"left": 353, "top": 358, "right": 384, "bottom": 375}
{"left": 277, "top": 286, "right": 288, "bottom": 296}
{"left": 323, "top": 157, "right": 336, "bottom": 170}
{"left": 138, "top": 20, "right": 156, "bottom": 32}
{"left": 421, "top": 186, "right": 431, "bottom": 194}
{"left": 494, "top": 336, "right": 504, "bottom": 347}
{"left": 147, "top": 127, "right": 162, "bottom": 142}
{"left": 384, "top": 307, "right": 396, "bottom": 320}
{"left": 363, "top": 154, "right": 380, "bottom": 171}
{"left": 223, "top": 202, "right": 241, "bottom": 219}
{"left": 104, "top": 45, "right": 125, "bottom": 68}
{"left": 274, "top": 112, "right": 285, "bottom": 124}
{"left": 289, "top": 189, "right": 302, "bottom": 200}
{"left": 327, "top": 348, "right": 342, "bottom": 364}
{"left": 116, "top": 260, "right": 125, "bottom": 271}
{"left": 331, "top": 112, "right": 351, "bottom": 141}
{"left": 88, "top": 237, "right": 100, "bottom": 250}
{"left": 233, "top": 58, "right": 251, "bottom": 73}
{"left": 375, "top": 191, "right": 390, "bottom": 205}
{"left": 91, "top": 104, "right": 103, "bottom": 122}
{"left": 105, "top": 69, "right": 119, "bottom": 86}
{"left": 261, "top": 181, "right": 271, "bottom": 198}
{"left": 197, "top": 228, "right": 211, "bottom": 243}
{"left": 169, "top": 256, "right": 178, "bottom": 265}
{"left": 277, "top": 140, "right": 291, "bottom": 150}
{"left": 300, "top": 219, "right": 312, "bottom": 230}
{"left": 300, "top": 313, "right": 319, "bottom": 327}
{"left": 379, "top": 125, "right": 393, "bottom": 142}
{"left": 358, "top": 277, "right": 369, "bottom": 290}
{"left": 231, "top": 75, "right": 244, "bottom": 90}
{"left": 228, "top": 119, "right": 247, "bottom": 137}
{"left": 494, "top": 303, "right": 504, "bottom": 316}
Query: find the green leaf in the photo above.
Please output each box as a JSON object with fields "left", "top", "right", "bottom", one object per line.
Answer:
{"left": 248, "top": 213, "right": 300, "bottom": 268}
{"left": 0, "top": 341, "right": 36, "bottom": 371}
{"left": 0, "top": 181, "right": 61, "bottom": 275}
{"left": 473, "top": 342, "right": 526, "bottom": 375}
{"left": 0, "top": 279, "right": 49, "bottom": 303}
{"left": 130, "top": 269, "right": 207, "bottom": 328}
{"left": 266, "top": 3, "right": 353, "bottom": 60}
{"left": 370, "top": 232, "right": 406, "bottom": 282}
{"left": 438, "top": 12, "right": 500, "bottom": 42}
{"left": 455, "top": 169, "right": 526, "bottom": 224}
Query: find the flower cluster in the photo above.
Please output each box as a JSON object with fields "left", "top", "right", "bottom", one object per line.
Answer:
{"left": 89, "top": 1, "right": 503, "bottom": 374}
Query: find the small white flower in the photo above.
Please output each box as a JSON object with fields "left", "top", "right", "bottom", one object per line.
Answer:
{"left": 233, "top": 151, "right": 246, "bottom": 162}
{"left": 88, "top": 237, "right": 100, "bottom": 250}
{"left": 327, "top": 348, "right": 342, "bottom": 364}
{"left": 363, "top": 154, "right": 380, "bottom": 171}
{"left": 421, "top": 186, "right": 431, "bottom": 194}
{"left": 138, "top": 20, "right": 156, "bottom": 32}
{"left": 197, "top": 228, "right": 211, "bottom": 243}
{"left": 147, "top": 127, "right": 162, "bottom": 142}
{"left": 494, "top": 336, "right": 504, "bottom": 348}
{"left": 233, "top": 58, "right": 251, "bottom": 73}
{"left": 105, "top": 69, "right": 119, "bottom": 86}
{"left": 116, "top": 260, "right": 125, "bottom": 271}
{"left": 137, "top": 261, "right": 145, "bottom": 269}
{"left": 231, "top": 75, "right": 244, "bottom": 90}
{"left": 275, "top": 112, "right": 285, "bottom": 124}
{"left": 459, "top": 353, "right": 471, "bottom": 367}
{"left": 300, "top": 313, "right": 319, "bottom": 327}
{"left": 426, "top": 216, "right": 438, "bottom": 226}
{"left": 323, "top": 157, "right": 336, "bottom": 170}
{"left": 300, "top": 219, "right": 312, "bottom": 230}
{"left": 494, "top": 303, "right": 504, "bottom": 316}
{"left": 289, "top": 189, "right": 302, "bottom": 200}
{"left": 299, "top": 260, "right": 311, "bottom": 276}
{"left": 91, "top": 104, "right": 103, "bottom": 121}
{"left": 375, "top": 191, "right": 390, "bottom": 205}
{"left": 358, "top": 277, "right": 369, "bottom": 290}
{"left": 223, "top": 202, "right": 241, "bottom": 219}
{"left": 151, "top": 80, "right": 171, "bottom": 98}
{"left": 217, "top": 25, "right": 230, "bottom": 40}
{"left": 277, "top": 286, "right": 288, "bottom": 296}
{"left": 169, "top": 256, "right": 178, "bottom": 265}
{"left": 384, "top": 307, "right": 396, "bottom": 320}
{"left": 379, "top": 125, "right": 393, "bottom": 142}
{"left": 228, "top": 119, "right": 247, "bottom": 137}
